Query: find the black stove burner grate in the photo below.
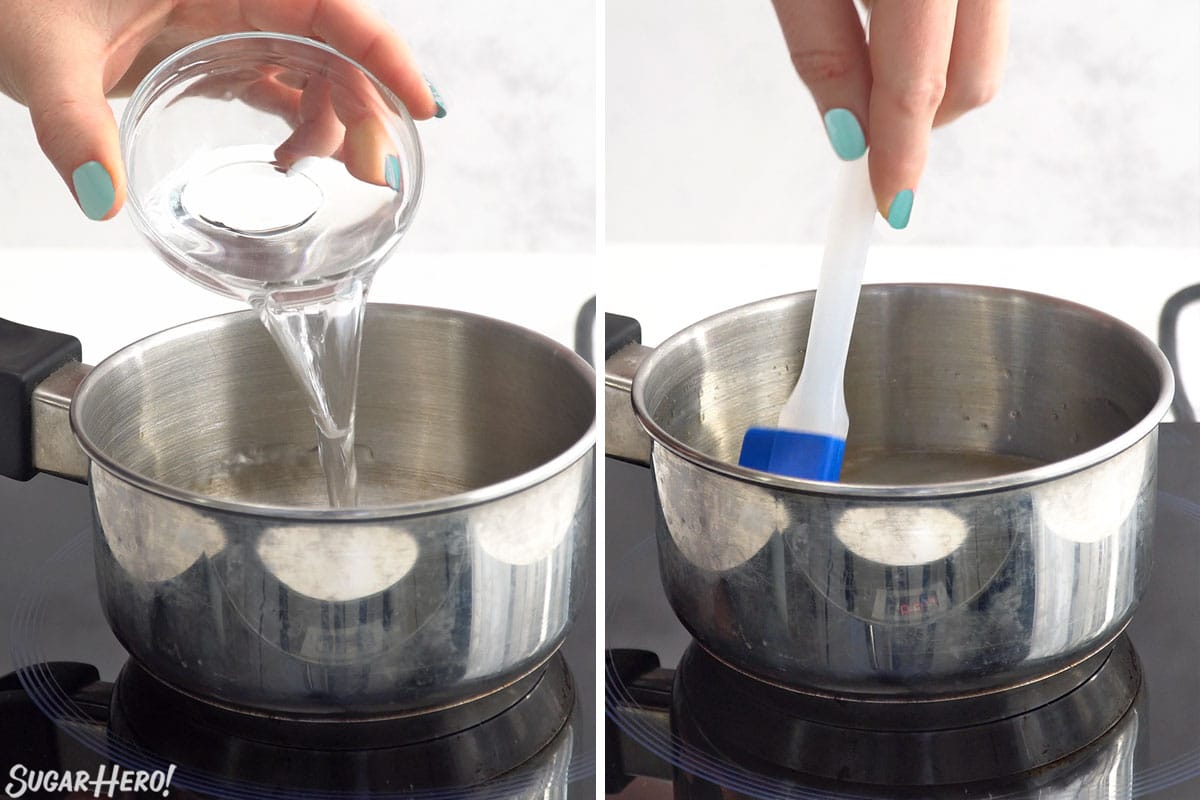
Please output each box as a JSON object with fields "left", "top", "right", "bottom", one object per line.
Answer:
{"left": 672, "top": 636, "right": 1140, "bottom": 786}
{"left": 607, "top": 638, "right": 1145, "bottom": 798}
{"left": 6, "top": 655, "right": 579, "bottom": 800}
{"left": 604, "top": 427, "right": 1200, "bottom": 798}
{"left": 110, "top": 655, "right": 575, "bottom": 793}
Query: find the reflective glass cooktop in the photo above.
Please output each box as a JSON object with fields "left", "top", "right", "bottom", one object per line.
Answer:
{"left": 606, "top": 423, "right": 1200, "bottom": 799}
{"left": 0, "top": 473, "right": 595, "bottom": 799}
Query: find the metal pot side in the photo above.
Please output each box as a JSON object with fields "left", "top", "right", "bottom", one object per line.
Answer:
{"left": 622, "top": 284, "right": 1171, "bottom": 697}
{"left": 75, "top": 305, "right": 595, "bottom": 716}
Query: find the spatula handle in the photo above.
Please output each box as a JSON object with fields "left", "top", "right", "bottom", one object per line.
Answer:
{"left": 778, "top": 157, "right": 876, "bottom": 437}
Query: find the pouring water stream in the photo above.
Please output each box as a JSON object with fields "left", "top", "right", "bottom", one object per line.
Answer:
{"left": 144, "top": 150, "right": 383, "bottom": 507}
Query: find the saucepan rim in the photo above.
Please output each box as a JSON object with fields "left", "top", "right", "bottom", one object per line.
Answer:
{"left": 631, "top": 282, "right": 1174, "bottom": 499}
{"left": 71, "top": 303, "right": 597, "bottom": 520}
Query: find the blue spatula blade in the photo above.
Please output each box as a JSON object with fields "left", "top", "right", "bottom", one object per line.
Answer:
{"left": 738, "top": 427, "right": 845, "bottom": 481}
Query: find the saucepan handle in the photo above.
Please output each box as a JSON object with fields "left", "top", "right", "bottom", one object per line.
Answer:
{"left": 1158, "top": 283, "right": 1200, "bottom": 423}
{"left": 604, "top": 314, "right": 653, "bottom": 467}
{"left": 0, "top": 319, "right": 90, "bottom": 482}
{"left": 575, "top": 296, "right": 596, "bottom": 366}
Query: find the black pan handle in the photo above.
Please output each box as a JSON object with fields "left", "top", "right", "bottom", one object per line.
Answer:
{"left": 0, "top": 319, "right": 81, "bottom": 481}
{"left": 605, "top": 313, "right": 642, "bottom": 360}
{"left": 605, "top": 649, "right": 674, "bottom": 791}
{"left": 1158, "top": 284, "right": 1200, "bottom": 423}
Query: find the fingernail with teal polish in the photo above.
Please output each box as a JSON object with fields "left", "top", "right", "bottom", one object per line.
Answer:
{"left": 384, "top": 154, "right": 401, "bottom": 191}
{"left": 424, "top": 76, "right": 447, "bottom": 118}
{"left": 823, "top": 108, "right": 866, "bottom": 161}
{"left": 887, "top": 189, "right": 914, "bottom": 230}
{"left": 72, "top": 161, "right": 114, "bottom": 220}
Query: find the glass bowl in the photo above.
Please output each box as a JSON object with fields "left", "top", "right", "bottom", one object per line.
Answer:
{"left": 119, "top": 32, "right": 423, "bottom": 303}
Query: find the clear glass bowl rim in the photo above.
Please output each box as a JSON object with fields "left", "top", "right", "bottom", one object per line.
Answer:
{"left": 118, "top": 30, "right": 425, "bottom": 296}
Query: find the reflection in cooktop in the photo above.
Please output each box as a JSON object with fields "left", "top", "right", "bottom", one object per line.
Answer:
{"left": 0, "top": 478, "right": 596, "bottom": 799}
{"left": 606, "top": 424, "right": 1200, "bottom": 798}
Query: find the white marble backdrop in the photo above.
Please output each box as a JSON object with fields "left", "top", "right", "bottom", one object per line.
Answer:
{"left": 607, "top": 0, "right": 1200, "bottom": 246}
{"left": 0, "top": 0, "right": 596, "bottom": 252}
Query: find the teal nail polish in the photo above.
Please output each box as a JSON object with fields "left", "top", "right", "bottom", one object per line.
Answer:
{"left": 384, "top": 154, "right": 401, "bottom": 191}
{"left": 822, "top": 108, "right": 866, "bottom": 161}
{"left": 425, "top": 76, "right": 447, "bottom": 118}
{"left": 887, "top": 189, "right": 914, "bottom": 230}
{"left": 72, "top": 161, "right": 114, "bottom": 220}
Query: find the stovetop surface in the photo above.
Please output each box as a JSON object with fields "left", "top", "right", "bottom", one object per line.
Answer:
{"left": 606, "top": 423, "right": 1200, "bottom": 799}
{"left": 0, "top": 472, "right": 595, "bottom": 799}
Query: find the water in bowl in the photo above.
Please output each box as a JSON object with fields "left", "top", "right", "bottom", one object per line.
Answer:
{"left": 141, "top": 147, "right": 402, "bottom": 507}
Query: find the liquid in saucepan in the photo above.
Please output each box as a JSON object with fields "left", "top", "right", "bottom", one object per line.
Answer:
{"left": 839, "top": 450, "right": 1048, "bottom": 485}
{"left": 187, "top": 444, "right": 468, "bottom": 507}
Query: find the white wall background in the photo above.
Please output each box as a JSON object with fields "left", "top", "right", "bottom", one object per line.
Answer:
{"left": 607, "top": 0, "right": 1200, "bottom": 247}
{"left": 0, "top": 1, "right": 1198, "bottom": 371}
{"left": 0, "top": 0, "right": 596, "bottom": 253}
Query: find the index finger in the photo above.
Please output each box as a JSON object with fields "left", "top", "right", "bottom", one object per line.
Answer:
{"left": 866, "top": 0, "right": 957, "bottom": 228}
{"left": 239, "top": 0, "right": 440, "bottom": 119}
{"left": 772, "top": 0, "right": 872, "bottom": 161}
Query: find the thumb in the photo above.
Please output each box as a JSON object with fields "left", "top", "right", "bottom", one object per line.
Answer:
{"left": 26, "top": 58, "right": 126, "bottom": 221}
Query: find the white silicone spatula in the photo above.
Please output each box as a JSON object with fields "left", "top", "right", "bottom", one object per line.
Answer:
{"left": 738, "top": 155, "right": 876, "bottom": 480}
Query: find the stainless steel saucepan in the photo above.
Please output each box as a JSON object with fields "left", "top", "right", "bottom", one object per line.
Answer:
{"left": 606, "top": 284, "right": 1172, "bottom": 697}
{"left": 0, "top": 304, "right": 595, "bottom": 717}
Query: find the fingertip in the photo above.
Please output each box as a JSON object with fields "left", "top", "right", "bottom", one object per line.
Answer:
{"left": 27, "top": 70, "right": 126, "bottom": 221}
{"left": 883, "top": 188, "right": 914, "bottom": 230}
{"left": 822, "top": 108, "right": 866, "bottom": 161}
{"left": 384, "top": 154, "right": 401, "bottom": 191}
{"left": 403, "top": 76, "right": 444, "bottom": 121}
{"left": 866, "top": 94, "right": 931, "bottom": 230}
{"left": 424, "top": 78, "right": 446, "bottom": 119}
{"left": 70, "top": 159, "right": 120, "bottom": 221}
{"left": 342, "top": 116, "right": 392, "bottom": 185}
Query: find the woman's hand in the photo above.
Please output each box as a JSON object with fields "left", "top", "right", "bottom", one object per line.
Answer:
{"left": 772, "top": 0, "right": 1008, "bottom": 228}
{"left": 0, "top": 0, "right": 444, "bottom": 220}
